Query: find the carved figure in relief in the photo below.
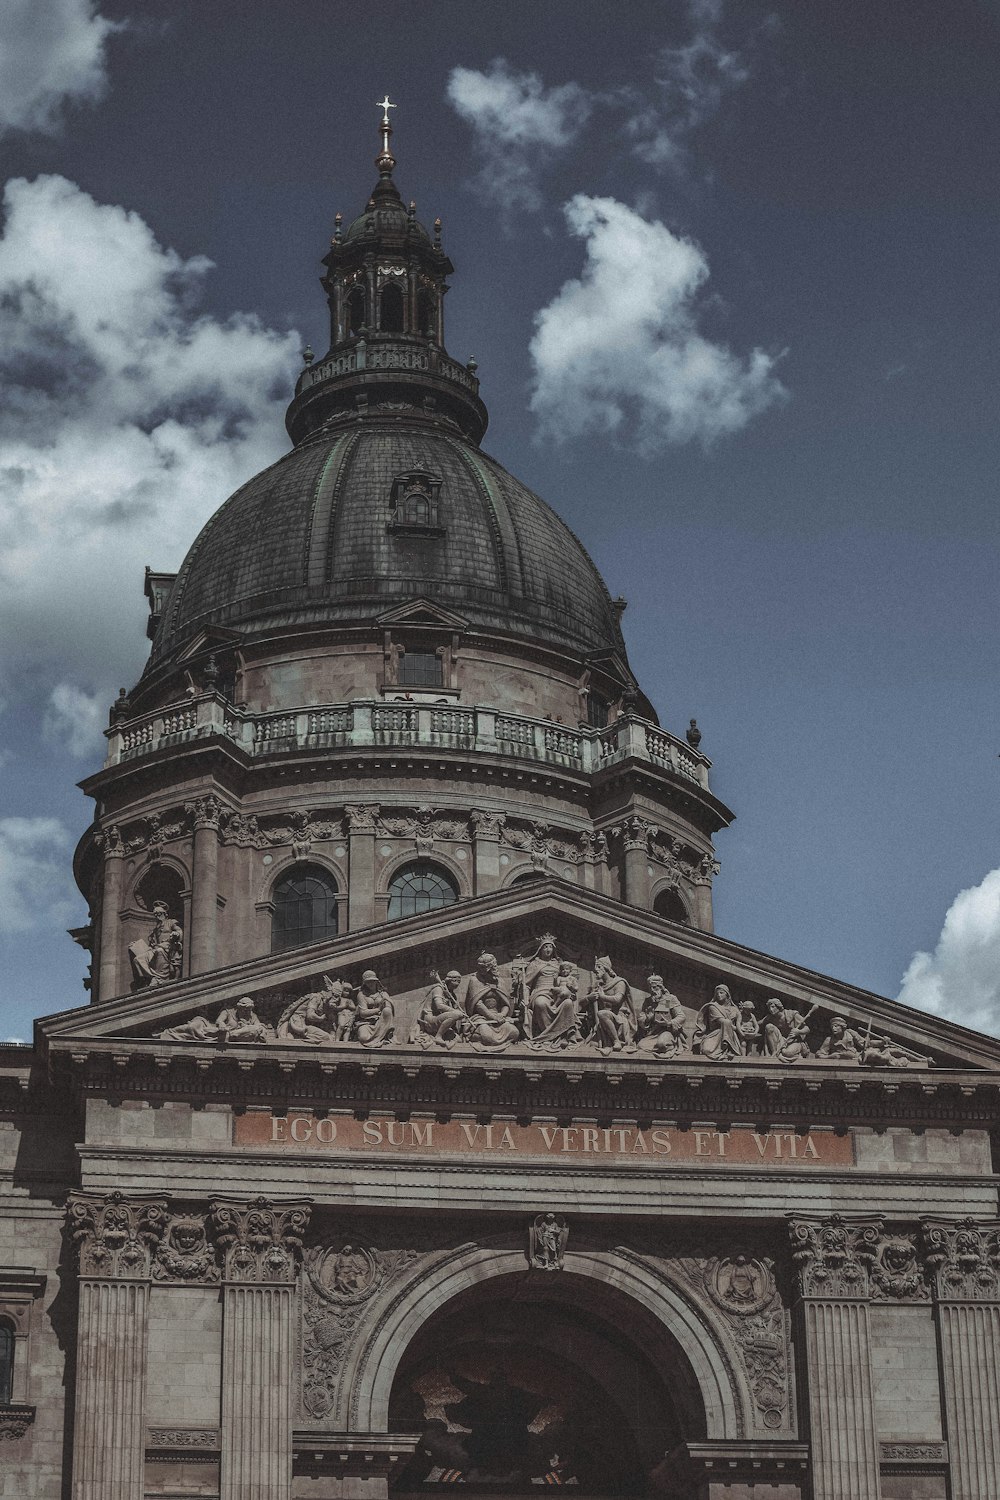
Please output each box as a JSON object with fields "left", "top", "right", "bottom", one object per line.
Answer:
{"left": 276, "top": 975, "right": 345, "bottom": 1044}
{"left": 410, "top": 970, "right": 466, "bottom": 1047}
{"left": 216, "top": 996, "right": 274, "bottom": 1043}
{"left": 738, "top": 1000, "right": 762, "bottom": 1055}
{"left": 129, "top": 900, "right": 183, "bottom": 988}
{"left": 591, "top": 956, "right": 636, "bottom": 1052}
{"left": 817, "top": 1015, "right": 929, "bottom": 1069}
{"left": 637, "top": 975, "right": 687, "bottom": 1057}
{"left": 693, "top": 984, "right": 744, "bottom": 1060}
{"left": 353, "top": 970, "right": 395, "bottom": 1046}
{"left": 153, "top": 1215, "right": 219, "bottom": 1283}
{"left": 529, "top": 1212, "right": 568, "bottom": 1270}
{"left": 331, "top": 1244, "right": 376, "bottom": 1296}
{"left": 525, "top": 954, "right": 582, "bottom": 1050}
{"left": 763, "top": 998, "right": 814, "bottom": 1062}
{"left": 462, "top": 953, "right": 519, "bottom": 1049}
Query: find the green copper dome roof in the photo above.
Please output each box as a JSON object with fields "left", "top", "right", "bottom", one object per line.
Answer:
{"left": 148, "top": 418, "right": 629, "bottom": 669}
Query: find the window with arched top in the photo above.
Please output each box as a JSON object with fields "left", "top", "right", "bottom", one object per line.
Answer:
{"left": 271, "top": 864, "right": 339, "bottom": 952}
{"left": 653, "top": 887, "right": 690, "bottom": 925}
{"left": 387, "top": 861, "right": 458, "bottom": 921}
{"left": 0, "top": 1320, "right": 13, "bottom": 1406}
{"left": 380, "top": 282, "right": 404, "bottom": 333}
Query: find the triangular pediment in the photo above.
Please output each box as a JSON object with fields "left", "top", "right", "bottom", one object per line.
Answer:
{"left": 174, "top": 625, "right": 244, "bottom": 662}
{"left": 37, "top": 882, "right": 1000, "bottom": 1076}
{"left": 375, "top": 597, "right": 469, "bottom": 630}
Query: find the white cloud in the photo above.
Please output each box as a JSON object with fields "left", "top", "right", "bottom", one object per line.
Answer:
{"left": 446, "top": 60, "right": 592, "bottom": 209}
{"left": 529, "top": 194, "right": 785, "bottom": 450}
{"left": 0, "top": 817, "right": 76, "bottom": 934}
{"left": 898, "top": 869, "right": 1000, "bottom": 1037}
{"left": 42, "top": 682, "right": 105, "bottom": 757}
{"left": 0, "top": 174, "right": 300, "bottom": 723}
{"left": 0, "top": 0, "right": 119, "bottom": 136}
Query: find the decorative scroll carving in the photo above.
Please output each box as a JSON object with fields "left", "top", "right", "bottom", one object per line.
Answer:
{"left": 67, "top": 1192, "right": 169, "bottom": 1279}
{"left": 0, "top": 1405, "right": 35, "bottom": 1441}
{"left": 152, "top": 1213, "right": 220, "bottom": 1284}
{"left": 869, "top": 1230, "right": 928, "bottom": 1302}
{"left": 302, "top": 1243, "right": 419, "bottom": 1419}
{"left": 209, "top": 1197, "right": 310, "bottom": 1283}
{"left": 922, "top": 1217, "right": 1000, "bottom": 1301}
{"left": 789, "top": 1215, "right": 882, "bottom": 1298}
{"left": 128, "top": 900, "right": 183, "bottom": 989}
{"left": 529, "top": 1213, "right": 568, "bottom": 1270}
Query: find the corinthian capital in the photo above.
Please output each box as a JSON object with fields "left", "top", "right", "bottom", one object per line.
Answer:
{"left": 66, "top": 1191, "right": 169, "bottom": 1279}
{"left": 922, "top": 1216, "right": 1000, "bottom": 1301}
{"left": 209, "top": 1196, "right": 311, "bottom": 1282}
{"left": 788, "top": 1214, "right": 883, "bottom": 1298}
{"left": 186, "top": 792, "right": 223, "bottom": 831}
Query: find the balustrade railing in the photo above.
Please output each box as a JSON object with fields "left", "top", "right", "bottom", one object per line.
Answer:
{"left": 105, "top": 696, "right": 712, "bottom": 788}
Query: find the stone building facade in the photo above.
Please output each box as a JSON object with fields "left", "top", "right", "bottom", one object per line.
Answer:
{"left": 2, "top": 114, "right": 999, "bottom": 1500}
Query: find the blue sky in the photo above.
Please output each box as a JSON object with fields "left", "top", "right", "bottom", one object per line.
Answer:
{"left": 1, "top": 0, "right": 998, "bottom": 1040}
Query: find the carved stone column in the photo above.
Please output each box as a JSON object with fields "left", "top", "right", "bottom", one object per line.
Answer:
{"left": 620, "top": 815, "right": 652, "bottom": 909}
{"left": 96, "top": 824, "right": 126, "bottom": 1001}
{"left": 210, "top": 1197, "right": 311, "bottom": 1500}
{"left": 187, "top": 793, "right": 221, "bottom": 974}
{"left": 346, "top": 803, "right": 379, "bottom": 929}
{"left": 67, "top": 1192, "right": 169, "bottom": 1499}
{"left": 922, "top": 1217, "right": 1000, "bottom": 1499}
{"left": 789, "top": 1215, "right": 883, "bottom": 1500}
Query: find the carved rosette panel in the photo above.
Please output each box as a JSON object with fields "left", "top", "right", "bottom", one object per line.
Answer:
{"left": 789, "top": 1215, "right": 882, "bottom": 1298}
{"left": 922, "top": 1217, "right": 1000, "bottom": 1301}
{"left": 209, "top": 1197, "right": 311, "bottom": 1283}
{"left": 67, "top": 1192, "right": 169, "bottom": 1279}
{"left": 152, "top": 1213, "right": 221, "bottom": 1284}
{"left": 301, "top": 1243, "right": 419, "bottom": 1419}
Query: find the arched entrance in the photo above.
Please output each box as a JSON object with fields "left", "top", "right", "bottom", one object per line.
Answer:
{"left": 387, "top": 1272, "right": 703, "bottom": 1493}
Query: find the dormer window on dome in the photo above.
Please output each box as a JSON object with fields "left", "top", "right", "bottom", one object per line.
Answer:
{"left": 388, "top": 469, "right": 443, "bottom": 536}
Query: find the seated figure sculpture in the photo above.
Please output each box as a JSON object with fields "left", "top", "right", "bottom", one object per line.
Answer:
{"left": 129, "top": 900, "right": 183, "bottom": 989}
{"left": 161, "top": 995, "right": 272, "bottom": 1044}
{"left": 462, "top": 953, "right": 520, "bottom": 1049}
{"left": 410, "top": 970, "right": 467, "bottom": 1047}
{"left": 693, "top": 984, "right": 745, "bottom": 1060}
{"left": 275, "top": 976, "right": 346, "bottom": 1044}
{"left": 762, "top": 997, "right": 812, "bottom": 1061}
{"left": 591, "top": 956, "right": 636, "bottom": 1052}
{"left": 637, "top": 975, "right": 687, "bottom": 1057}
{"left": 352, "top": 970, "right": 395, "bottom": 1046}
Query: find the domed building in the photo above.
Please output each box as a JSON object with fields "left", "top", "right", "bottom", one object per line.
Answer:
{"left": 3, "top": 112, "right": 1000, "bottom": 1500}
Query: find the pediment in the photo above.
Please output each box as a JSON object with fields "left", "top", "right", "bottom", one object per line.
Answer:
{"left": 174, "top": 625, "right": 244, "bottom": 662}
{"left": 37, "top": 883, "right": 1000, "bottom": 1075}
{"left": 375, "top": 597, "right": 469, "bottom": 630}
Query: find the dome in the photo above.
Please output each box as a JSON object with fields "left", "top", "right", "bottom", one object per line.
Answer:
{"left": 149, "top": 418, "right": 628, "bottom": 669}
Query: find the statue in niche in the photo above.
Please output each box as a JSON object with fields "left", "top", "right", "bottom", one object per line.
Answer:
{"left": 637, "top": 975, "right": 688, "bottom": 1057}
{"left": 353, "top": 970, "right": 395, "bottom": 1046}
{"left": 763, "top": 998, "right": 814, "bottom": 1062}
{"left": 129, "top": 900, "right": 183, "bottom": 988}
{"left": 529, "top": 1212, "right": 569, "bottom": 1271}
{"left": 514, "top": 935, "right": 581, "bottom": 1049}
{"left": 276, "top": 975, "right": 345, "bottom": 1044}
{"left": 410, "top": 969, "right": 467, "bottom": 1047}
{"left": 817, "top": 1014, "right": 929, "bottom": 1069}
{"left": 462, "top": 952, "right": 520, "bottom": 1049}
{"left": 693, "top": 984, "right": 745, "bottom": 1060}
{"left": 591, "top": 956, "right": 637, "bottom": 1052}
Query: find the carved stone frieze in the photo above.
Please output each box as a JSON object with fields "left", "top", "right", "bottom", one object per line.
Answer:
{"left": 377, "top": 805, "right": 465, "bottom": 853}
{"left": 152, "top": 1213, "right": 220, "bottom": 1284}
{"left": 922, "top": 1216, "right": 1000, "bottom": 1301}
{"left": 147, "top": 1427, "right": 220, "bottom": 1449}
{"left": 302, "top": 1243, "right": 420, "bottom": 1418}
{"left": 529, "top": 1212, "right": 568, "bottom": 1270}
{"left": 789, "top": 1215, "right": 882, "bottom": 1298}
{"left": 67, "top": 1192, "right": 169, "bottom": 1279}
{"left": 0, "top": 1405, "right": 35, "bottom": 1441}
{"left": 209, "top": 1197, "right": 311, "bottom": 1283}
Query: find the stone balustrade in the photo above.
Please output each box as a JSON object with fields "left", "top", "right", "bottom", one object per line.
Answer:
{"left": 105, "top": 696, "right": 711, "bottom": 788}
{"left": 296, "top": 334, "right": 479, "bottom": 394}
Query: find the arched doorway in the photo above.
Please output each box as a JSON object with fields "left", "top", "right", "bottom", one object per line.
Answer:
{"left": 384, "top": 1270, "right": 707, "bottom": 1495}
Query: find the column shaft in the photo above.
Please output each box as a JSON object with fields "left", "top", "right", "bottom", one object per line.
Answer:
{"left": 220, "top": 1283, "right": 294, "bottom": 1500}
{"left": 938, "top": 1302, "right": 1000, "bottom": 1498}
{"left": 72, "top": 1279, "right": 149, "bottom": 1500}
{"left": 190, "top": 822, "right": 219, "bottom": 974}
{"left": 97, "top": 852, "right": 125, "bottom": 1001}
{"left": 802, "top": 1298, "right": 881, "bottom": 1500}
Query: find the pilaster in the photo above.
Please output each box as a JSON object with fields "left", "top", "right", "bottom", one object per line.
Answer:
{"left": 922, "top": 1216, "right": 1000, "bottom": 1499}
{"left": 470, "top": 808, "right": 505, "bottom": 895}
{"left": 210, "top": 1196, "right": 311, "bottom": 1500}
{"left": 187, "top": 793, "right": 222, "bottom": 974}
{"left": 789, "top": 1214, "right": 883, "bottom": 1500}
{"left": 96, "top": 825, "right": 125, "bottom": 1001}
{"left": 66, "top": 1192, "right": 169, "bottom": 1500}
{"left": 346, "top": 803, "right": 379, "bottom": 928}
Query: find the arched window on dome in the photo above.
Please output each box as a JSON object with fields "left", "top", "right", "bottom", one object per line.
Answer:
{"left": 347, "top": 285, "right": 366, "bottom": 336}
{"left": 653, "top": 887, "right": 690, "bottom": 925}
{"left": 0, "top": 1319, "right": 13, "bottom": 1405}
{"left": 271, "top": 864, "right": 339, "bottom": 952}
{"left": 387, "top": 861, "right": 458, "bottom": 921}
{"left": 379, "top": 282, "right": 404, "bottom": 333}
